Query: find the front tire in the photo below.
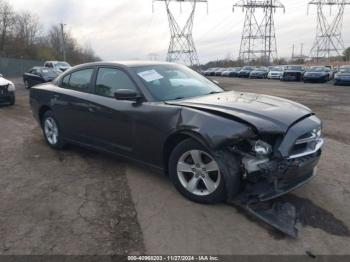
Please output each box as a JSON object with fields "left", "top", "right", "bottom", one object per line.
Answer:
{"left": 169, "top": 139, "right": 228, "bottom": 204}
{"left": 42, "top": 111, "right": 65, "bottom": 149}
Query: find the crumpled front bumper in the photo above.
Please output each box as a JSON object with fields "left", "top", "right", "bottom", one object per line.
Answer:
{"left": 238, "top": 151, "right": 321, "bottom": 204}
{"left": 230, "top": 151, "right": 321, "bottom": 237}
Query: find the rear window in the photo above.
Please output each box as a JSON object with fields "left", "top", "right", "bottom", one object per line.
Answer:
{"left": 61, "top": 69, "right": 93, "bottom": 92}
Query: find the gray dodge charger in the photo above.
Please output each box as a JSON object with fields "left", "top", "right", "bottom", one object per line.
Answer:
{"left": 30, "top": 61, "right": 323, "bottom": 209}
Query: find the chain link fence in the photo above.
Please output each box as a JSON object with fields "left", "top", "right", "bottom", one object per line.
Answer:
{"left": 0, "top": 57, "right": 43, "bottom": 77}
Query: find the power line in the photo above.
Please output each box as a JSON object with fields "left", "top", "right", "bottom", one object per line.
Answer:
{"left": 233, "top": 0, "right": 285, "bottom": 65}
{"left": 153, "top": 0, "right": 208, "bottom": 67}
{"left": 308, "top": 0, "right": 350, "bottom": 61}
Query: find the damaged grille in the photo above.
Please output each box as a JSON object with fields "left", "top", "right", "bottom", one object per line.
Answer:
{"left": 289, "top": 129, "right": 323, "bottom": 159}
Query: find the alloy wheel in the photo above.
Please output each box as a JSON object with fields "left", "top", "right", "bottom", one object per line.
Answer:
{"left": 44, "top": 117, "right": 59, "bottom": 145}
{"left": 176, "top": 150, "right": 221, "bottom": 196}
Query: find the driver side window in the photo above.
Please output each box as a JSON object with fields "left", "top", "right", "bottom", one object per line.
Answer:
{"left": 95, "top": 67, "right": 137, "bottom": 98}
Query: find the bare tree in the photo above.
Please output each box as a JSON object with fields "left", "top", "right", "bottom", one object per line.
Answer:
{"left": 14, "top": 12, "right": 41, "bottom": 48}
{"left": 0, "top": 0, "right": 15, "bottom": 53}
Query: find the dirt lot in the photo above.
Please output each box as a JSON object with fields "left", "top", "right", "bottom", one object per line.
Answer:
{"left": 0, "top": 78, "right": 144, "bottom": 255}
{"left": 0, "top": 77, "right": 350, "bottom": 255}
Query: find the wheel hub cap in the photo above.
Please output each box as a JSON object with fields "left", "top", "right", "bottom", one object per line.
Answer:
{"left": 44, "top": 117, "right": 58, "bottom": 145}
{"left": 177, "top": 150, "right": 221, "bottom": 196}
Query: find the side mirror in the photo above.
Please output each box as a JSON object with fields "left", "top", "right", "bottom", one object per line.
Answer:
{"left": 114, "top": 89, "right": 142, "bottom": 102}
{"left": 0, "top": 74, "right": 3, "bottom": 77}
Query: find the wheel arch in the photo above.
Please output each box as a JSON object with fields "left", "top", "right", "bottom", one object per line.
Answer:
{"left": 38, "top": 105, "right": 52, "bottom": 126}
{"left": 162, "top": 130, "right": 209, "bottom": 175}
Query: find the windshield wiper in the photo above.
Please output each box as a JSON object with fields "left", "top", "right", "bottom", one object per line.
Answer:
{"left": 207, "top": 91, "right": 222, "bottom": 95}
{"left": 173, "top": 96, "right": 185, "bottom": 100}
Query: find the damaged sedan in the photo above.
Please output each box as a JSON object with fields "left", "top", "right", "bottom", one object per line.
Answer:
{"left": 30, "top": 62, "right": 323, "bottom": 236}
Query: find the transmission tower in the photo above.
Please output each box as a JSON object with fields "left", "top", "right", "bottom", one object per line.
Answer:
{"left": 153, "top": 0, "right": 208, "bottom": 67}
{"left": 308, "top": 0, "right": 350, "bottom": 60}
{"left": 233, "top": 0, "right": 285, "bottom": 65}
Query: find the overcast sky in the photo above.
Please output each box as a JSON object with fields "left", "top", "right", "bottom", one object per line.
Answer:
{"left": 9, "top": 0, "right": 350, "bottom": 63}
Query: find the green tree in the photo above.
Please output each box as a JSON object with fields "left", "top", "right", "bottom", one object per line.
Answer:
{"left": 343, "top": 47, "right": 350, "bottom": 61}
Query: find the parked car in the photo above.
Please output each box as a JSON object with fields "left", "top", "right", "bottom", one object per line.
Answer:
{"left": 0, "top": 74, "right": 15, "bottom": 105}
{"left": 221, "top": 68, "right": 235, "bottom": 77}
{"left": 222, "top": 67, "right": 242, "bottom": 77}
{"left": 281, "top": 65, "right": 305, "bottom": 81}
{"left": 249, "top": 67, "right": 269, "bottom": 79}
{"left": 238, "top": 66, "right": 255, "bottom": 78}
{"left": 44, "top": 61, "right": 71, "bottom": 72}
{"left": 23, "top": 67, "right": 62, "bottom": 89}
{"left": 334, "top": 66, "right": 350, "bottom": 85}
{"left": 203, "top": 68, "right": 217, "bottom": 76}
{"left": 30, "top": 61, "right": 323, "bottom": 209}
{"left": 303, "top": 66, "right": 333, "bottom": 83}
{"left": 267, "top": 66, "right": 284, "bottom": 79}
{"left": 214, "top": 68, "right": 227, "bottom": 76}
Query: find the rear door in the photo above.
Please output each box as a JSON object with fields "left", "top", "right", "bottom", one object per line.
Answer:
{"left": 54, "top": 67, "right": 96, "bottom": 143}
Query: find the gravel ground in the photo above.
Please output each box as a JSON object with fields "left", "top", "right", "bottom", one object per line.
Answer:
{"left": 0, "top": 76, "right": 349, "bottom": 255}
{"left": 0, "top": 78, "right": 144, "bottom": 255}
{"left": 127, "top": 77, "right": 350, "bottom": 255}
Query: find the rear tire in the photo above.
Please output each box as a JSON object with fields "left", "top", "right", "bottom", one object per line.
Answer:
{"left": 169, "top": 139, "right": 230, "bottom": 204}
{"left": 41, "top": 111, "right": 65, "bottom": 150}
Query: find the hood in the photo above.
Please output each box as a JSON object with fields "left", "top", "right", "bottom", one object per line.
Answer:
{"left": 336, "top": 72, "right": 350, "bottom": 77}
{"left": 0, "top": 77, "right": 12, "bottom": 86}
{"left": 167, "top": 91, "right": 313, "bottom": 134}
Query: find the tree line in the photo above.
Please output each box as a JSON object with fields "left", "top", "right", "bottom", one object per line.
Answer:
{"left": 0, "top": 0, "right": 100, "bottom": 65}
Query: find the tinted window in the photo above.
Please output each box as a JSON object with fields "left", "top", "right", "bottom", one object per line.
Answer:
{"left": 67, "top": 69, "right": 93, "bottom": 92}
{"left": 95, "top": 68, "right": 137, "bottom": 97}
{"left": 61, "top": 74, "right": 71, "bottom": 88}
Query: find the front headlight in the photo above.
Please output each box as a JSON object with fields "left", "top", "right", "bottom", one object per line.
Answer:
{"left": 253, "top": 140, "right": 272, "bottom": 156}
{"left": 8, "top": 82, "right": 15, "bottom": 92}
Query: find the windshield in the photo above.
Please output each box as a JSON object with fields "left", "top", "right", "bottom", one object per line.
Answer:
{"left": 56, "top": 62, "right": 70, "bottom": 67}
{"left": 339, "top": 68, "right": 350, "bottom": 73}
{"left": 133, "top": 64, "right": 223, "bottom": 101}
{"left": 270, "top": 67, "right": 283, "bottom": 71}
{"left": 286, "top": 66, "right": 303, "bottom": 70}
{"left": 242, "top": 66, "right": 254, "bottom": 70}
{"left": 308, "top": 67, "right": 328, "bottom": 72}
{"left": 255, "top": 67, "right": 268, "bottom": 72}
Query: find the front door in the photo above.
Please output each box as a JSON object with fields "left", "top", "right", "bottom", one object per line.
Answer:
{"left": 86, "top": 67, "right": 140, "bottom": 156}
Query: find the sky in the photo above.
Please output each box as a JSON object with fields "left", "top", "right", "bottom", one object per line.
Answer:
{"left": 8, "top": 0, "right": 350, "bottom": 63}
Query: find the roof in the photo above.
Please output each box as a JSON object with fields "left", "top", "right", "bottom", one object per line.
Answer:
{"left": 73, "top": 60, "right": 179, "bottom": 69}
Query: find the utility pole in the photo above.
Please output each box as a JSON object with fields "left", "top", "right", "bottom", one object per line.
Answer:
{"left": 153, "top": 0, "right": 208, "bottom": 67}
{"left": 308, "top": 0, "right": 350, "bottom": 61}
{"left": 60, "top": 23, "right": 67, "bottom": 61}
{"left": 233, "top": 0, "right": 285, "bottom": 65}
{"left": 300, "top": 43, "right": 304, "bottom": 57}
